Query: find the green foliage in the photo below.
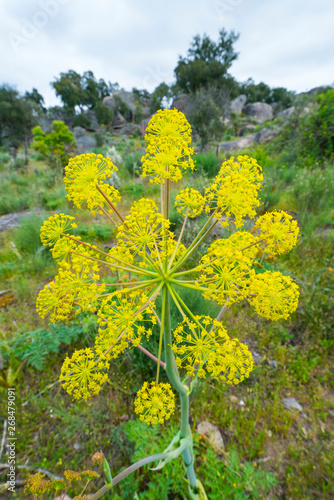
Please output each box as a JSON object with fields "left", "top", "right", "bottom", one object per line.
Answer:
{"left": 111, "top": 420, "right": 277, "bottom": 499}
{"left": 12, "top": 158, "right": 26, "bottom": 172}
{"left": 72, "top": 112, "right": 92, "bottom": 128}
{"left": 150, "top": 83, "right": 172, "bottom": 114}
{"left": 32, "top": 120, "right": 76, "bottom": 168}
{"left": 72, "top": 223, "right": 115, "bottom": 242}
{"left": 0, "top": 323, "right": 85, "bottom": 370}
{"left": 174, "top": 29, "right": 239, "bottom": 94}
{"left": 51, "top": 69, "right": 119, "bottom": 111}
{"left": 301, "top": 89, "right": 334, "bottom": 161}
{"left": 124, "top": 151, "right": 143, "bottom": 177}
{"left": 40, "top": 187, "right": 67, "bottom": 210}
{"left": 194, "top": 151, "right": 221, "bottom": 177}
{"left": 238, "top": 78, "right": 294, "bottom": 109}
{"left": 0, "top": 152, "right": 11, "bottom": 165}
{"left": 94, "top": 131, "right": 105, "bottom": 147}
{"left": 0, "top": 84, "right": 37, "bottom": 155}
{"left": 94, "top": 101, "right": 114, "bottom": 126}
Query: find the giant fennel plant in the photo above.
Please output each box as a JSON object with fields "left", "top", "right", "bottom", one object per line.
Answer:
{"left": 31, "top": 109, "right": 299, "bottom": 499}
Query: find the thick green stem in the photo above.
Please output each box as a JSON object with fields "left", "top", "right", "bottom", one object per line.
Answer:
{"left": 162, "top": 286, "right": 198, "bottom": 491}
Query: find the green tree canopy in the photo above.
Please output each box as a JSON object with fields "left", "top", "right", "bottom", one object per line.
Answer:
{"left": 239, "top": 78, "right": 294, "bottom": 109}
{"left": 0, "top": 84, "right": 37, "bottom": 160}
{"left": 32, "top": 120, "right": 76, "bottom": 169}
{"left": 174, "top": 29, "right": 239, "bottom": 94}
{"left": 51, "top": 70, "right": 119, "bottom": 112}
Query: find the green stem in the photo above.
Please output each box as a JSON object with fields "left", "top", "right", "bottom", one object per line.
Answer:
{"left": 162, "top": 286, "right": 198, "bottom": 491}
{"left": 89, "top": 453, "right": 168, "bottom": 500}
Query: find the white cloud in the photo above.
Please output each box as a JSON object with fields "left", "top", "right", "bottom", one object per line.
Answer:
{"left": 0, "top": 0, "right": 333, "bottom": 106}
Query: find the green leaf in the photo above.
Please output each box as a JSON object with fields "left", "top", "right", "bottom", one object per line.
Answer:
{"left": 102, "top": 457, "right": 113, "bottom": 486}
{"left": 150, "top": 431, "right": 191, "bottom": 471}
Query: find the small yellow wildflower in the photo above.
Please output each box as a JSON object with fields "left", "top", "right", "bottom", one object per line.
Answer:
{"left": 141, "top": 109, "right": 194, "bottom": 184}
{"left": 25, "top": 473, "right": 53, "bottom": 496}
{"left": 81, "top": 470, "right": 100, "bottom": 480}
{"left": 254, "top": 210, "right": 299, "bottom": 256}
{"left": 40, "top": 213, "right": 77, "bottom": 247}
{"left": 134, "top": 381, "right": 175, "bottom": 425}
{"left": 247, "top": 271, "right": 299, "bottom": 320}
{"left": 64, "top": 470, "right": 81, "bottom": 482}
{"left": 60, "top": 348, "right": 109, "bottom": 401}
{"left": 175, "top": 187, "right": 205, "bottom": 218}
{"left": 64, "top": 153, "right": 121, "bottom": 214}
{"left": 205, "top": 155, "right": 263, "bottom": 227}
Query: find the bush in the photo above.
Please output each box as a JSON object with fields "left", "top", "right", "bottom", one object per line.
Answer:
{"left": 195, "top": 151, "right": 221, "bottom": 177}
{"left": 124, "top": 151, "right": 143, "bottom": 178}
{"left": 301, "top": 89, "right": 334, "bottom": 161}
{"left": 72, "top": 113, "right": 92, "bottom": 128}
{"left": 94, "top": 102, "right": 113, "bottom": 126}
{"left": 0, "top": 152, "right": 11, "bottom": 165}
{"left": 12, "top": 158, "right": 25, "bottom": 171}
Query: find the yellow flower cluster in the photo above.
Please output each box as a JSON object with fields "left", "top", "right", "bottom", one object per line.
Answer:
{"left": 175, "top": 187, "right": 205, "bottom": 218}
{"left": 60, "top": 347, "right": 109, "bottom": 401}
{"left": 247, "top": 271, "right": 299, "bottom": 320}
{"left": 134, "top": 381, "right": 175, "bottom": 425}
{"left": 254, "top": 210, "right": 300, "bottom": 256}
{"left": 40, "top": 214, "right": 77, "bottom": 247}
{"left": 117, "top": 198, "right": 170, "bottom": 258}
{"left": 205, "top": 156, "right": 263, "bottom": 227}
{"left": 64, "top": 153, "right": 121, "bottom": 214}
{"left": 141, "top": 109, "right": 194, "bottom": 184}
{"left": 96, "top": 290, "right": 156, "bottom": 359}
{"left": 207, "top": 338, "right": 254, "bottom": 385}
{"left": 198, "top": 241, "right": 252, "bottom": 306}
{"left": 172, "top": 316, "right": 253, "bottom": 384}
{"left": 25, "top": 472, "right": 53, "bottom": 496}
{"left": 37, "top": 252, "right": 104, "bottom": 322}
{"left": 172, "top": 316, "right": 229, "bottom": 377}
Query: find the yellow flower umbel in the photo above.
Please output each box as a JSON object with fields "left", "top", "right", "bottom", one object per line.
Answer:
{"left": 134, "top": 381, "right": 175, "bottom": 425}
{"left": 205, "top": 155, "right": 263, "bottom": 227}
{"left": 141, "top": 109, "right": 195, "bottom": 184}
{"left": 36, "top": 108, "right": 299, "bottom": 436}
{"left": 60, "top": 348, "right": 109, "bottom": 401}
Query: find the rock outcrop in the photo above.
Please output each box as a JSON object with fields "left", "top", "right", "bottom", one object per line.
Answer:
{"left": 243, "top": 102, "right": 273, "bottom": 123}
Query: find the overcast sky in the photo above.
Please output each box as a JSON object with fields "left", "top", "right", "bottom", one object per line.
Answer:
{"left": 1, "top": 0, "right": 333, "bottom": 107}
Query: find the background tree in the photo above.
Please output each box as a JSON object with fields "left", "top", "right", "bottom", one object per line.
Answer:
{"left": 24, "top": 88, "right": 46, "bottom": 112}
{"left": 150, "top": 82, "right": 172, "bottom": 114}
{"left": 188, "top": 85, "right": 230, "bottom": 153}
{"left": 0, "top": 84, "right": 37, "bottom": 163}
{"left": 239, "top": 78, "right": 295, "bottom": 110}
{"left": 51, "top": 70, "right": 119, "bottom": 112}
{"left": 173, "top": 29, "right": 239, "bottom": 94}
{"left": 32, "top": 121, "right": 76, "bottom": 174}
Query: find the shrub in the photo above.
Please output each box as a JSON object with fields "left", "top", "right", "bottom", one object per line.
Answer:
{"left": 72, "top": 113, "right": 92, "bottom": 128}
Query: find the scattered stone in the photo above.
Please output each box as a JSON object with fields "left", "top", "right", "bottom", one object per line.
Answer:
{"left": 73, "top": 442, "right": 81, "bottom": 450}
{"left": 328, "top": 410, "right": 334, "bottom": 418}
{"left": 266, "top": 430, "right": 272, "bottom": 438}
{"left": 283, "top": 398, "right": 303, "bottom": 412}
{"left": 243, "top": 102, "right": 273, "bottom": 123}
{"left": 75, "top": 134, "right": 96, "bottom": 154}
{"left": 219, "top": 134, "right": 256, "bottom": 152}
{"left": 171, "top": 94, "right": 190, "bottom": 113}
{"left": 197, "top": 421, "right": 224, "bottom": 453}
{"left": 255, "top": 127, "right": 278, "bottom": 144}
{"left": 139, "top": 116, "right": 151, "bottom": 136}
{"left": 239, "top": 400, "right": 245, "bottom": 406}
{"left": 113, "top": 112, "right": 127, "bottom": 129}
{"left": 268, "top": 360, "right": 278, "bottom": 369}
{"left": 72, "top": 126, "right": 87, "bottom": 139}
{"left": 231, "top": 94, "right": 247, "bottom": 114}
{"left": 230, "top": 395, "right": 238, "bottom": 404}
{"left": 251, "top": 351, "right": 262, "bottom": 366}
{"left": 120, "top": 414, "right": 130, "bottom": 421}
{"left": 84, "top": 109, "right": 99, "bottom": 131}
{"left": 277, "top": 106, "right": 295, "bottom": 119}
